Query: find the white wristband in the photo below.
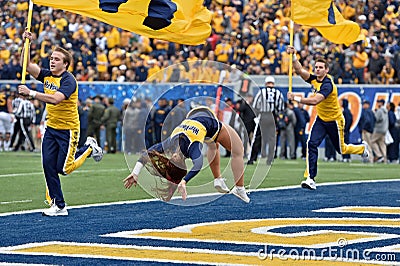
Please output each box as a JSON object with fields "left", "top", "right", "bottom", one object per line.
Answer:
{"left": 294, "top": 96, "right": 302, "bottom": 102}
{"left": 132, "top": 162, "right": 144, "bottom": 176}
{"left": 29, "top": 90, "right": 37, "bottom": 98}
{"left": 292, "top": 54, "right": 297, "bottom": 61}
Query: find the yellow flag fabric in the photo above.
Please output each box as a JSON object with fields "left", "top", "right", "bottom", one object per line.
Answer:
{"left": 32, "top": 0, "right": 212, "bottom": 45}
{"left": 292, "top": 0, "right": 362, "bottom": 45}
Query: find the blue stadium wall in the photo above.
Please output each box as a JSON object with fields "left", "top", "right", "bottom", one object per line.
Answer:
{"left": 1, "top": 81, "right": 399, "bottom": 146}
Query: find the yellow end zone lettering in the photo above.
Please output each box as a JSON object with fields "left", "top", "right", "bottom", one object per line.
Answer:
{"left": 105, "top": 218, "right": 400, "bottom": 248}
{"left": 2, "top": 242, "right": 374, "bottom": 265}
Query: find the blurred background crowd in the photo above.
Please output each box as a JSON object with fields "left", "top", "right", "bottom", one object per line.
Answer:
{"left": 0, "top": 0, "right": 399, "bottom": 84}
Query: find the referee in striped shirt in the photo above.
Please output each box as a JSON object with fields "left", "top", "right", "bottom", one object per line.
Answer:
{"left": 248, "top": 76, "right": 284, "bottom": 165}
{"left": 12, "top": 95, "right": 36, "bottom": 152}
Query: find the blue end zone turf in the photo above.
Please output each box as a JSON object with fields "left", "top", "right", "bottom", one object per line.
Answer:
{"left": 0, "top": 180, "right": 399, "bottom": 265}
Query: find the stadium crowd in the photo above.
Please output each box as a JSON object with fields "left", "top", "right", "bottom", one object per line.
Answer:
{"left": 0, "top": 0, "right": 399, "bottom": 84}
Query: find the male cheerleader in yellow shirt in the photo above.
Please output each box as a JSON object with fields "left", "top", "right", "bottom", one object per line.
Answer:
{"left": 286, "top": 46, "right": 369, "bottom": 190}
{"left": 18, "top": 30, "right": 103, "bottom": 216}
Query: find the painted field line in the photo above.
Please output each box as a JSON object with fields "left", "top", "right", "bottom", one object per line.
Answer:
{"left": 0, "top": 168, "right": 128, "bottom": 178}
{"left": 0, "top": 200, "right": 32, "bottom": 205}
{"left": 1, "top": 179, "right": 399, "bottom": 217}
{"left": 0, "top": 241, "right": 393, "bottom": 265}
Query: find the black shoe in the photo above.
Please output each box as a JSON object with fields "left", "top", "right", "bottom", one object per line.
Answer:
{"left": 247, "top": 161, "right": 254, "bottom": 165}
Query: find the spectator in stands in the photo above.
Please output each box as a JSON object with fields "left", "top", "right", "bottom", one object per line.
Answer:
{"left": 134, "top": 58, "right": 148, "bottom": 82}
{"left": 352, "top": 44, "right": 368, "bottom": 84}
{"left": 327, "top": 54, "right": 343, "bottom": 84}
{"left": 341, "top": 63, "right": 357, "bottom": 84}
{"left": 214, "top": 35, "right": 231, "bottom": 63}
{"left": 6, "top": 56, "right": 22, "bottom": 80}
{"left": 380, "top": 62, "right": 395, "bottom": 84}
{"left": 108, "top": 45, "right": 124, "bottom": 74}
{"left": 147, "top": 59, "right": 161, "bottom": 82}
{"left": 366, "top": 50, "right": 385, "bottom": 84}
{"left": 0, "top": 43, "right": 11, "bottom": 64}
{"left": 246, "top": 37, "right": 265, "bottom": 61}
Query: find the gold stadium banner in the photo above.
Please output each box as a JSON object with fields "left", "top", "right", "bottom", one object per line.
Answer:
{"left": 32, "top": 0, "right": 212, "bottom": 45}
{"left": 291, "top": 0, "right": 363, "bottom": 45}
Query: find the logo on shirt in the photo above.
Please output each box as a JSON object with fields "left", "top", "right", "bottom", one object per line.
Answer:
{"left": 44, "top": 80, "right": 59, "bottom": 91}
{"left": 310, "top": 85, "right": 317, "bottom": 94}
{"left": 179, "top": 124, "right": 199, "bottom": 135}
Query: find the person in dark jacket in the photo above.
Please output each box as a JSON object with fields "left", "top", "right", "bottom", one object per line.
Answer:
{"left": 78, "top": 98, "right": 90, "bottom": 148}
{"left": 237, "top": 94, "right": 256, "bottom": 158}
{"left": 87, "top": 95, "right": 105, "bottom": 145}
{"left": 341, "top": 99, "right": 353, "bottom": 162}
{"left": 163, "top": 99, "right": 187, "bottom": 137}
{"left": 387, "top": 102, "right": 398, "bottom": 163}
{"left": 101, "top": 98, "right": 121, "bottom": 153}
{"left": 293, "top": 102, "right": 308, "bottom": 159}
{"left": 357, "top": 100, "right": 375, "bottom": 163}
{"left": 153, "top": 98, "right": 170, "bottom": 143}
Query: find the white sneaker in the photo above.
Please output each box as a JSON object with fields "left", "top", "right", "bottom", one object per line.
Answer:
{"left": 214, "top": 177, "right": 230, "bottom": 193}
{"left": 301, "top": 177, "right": 316, "bottom": 190}
{"left": 231, "top": 186, "right": 250, "bottom": 203}
{"left": 42, "top": 204, "right": 68, "bottom": 216}
{"left": 85, "top": 137, "right": 103, "bottom": 162}
{"left": 361, "top": 141, "right": 369, "bottom": 158}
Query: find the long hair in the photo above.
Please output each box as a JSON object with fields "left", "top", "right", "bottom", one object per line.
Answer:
{"left": 144, "top": 150, "right": 187, "bottom": 201}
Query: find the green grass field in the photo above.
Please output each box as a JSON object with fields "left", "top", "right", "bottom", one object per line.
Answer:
{"left": 0, "top": 151, "right": 399, "bottom": 213}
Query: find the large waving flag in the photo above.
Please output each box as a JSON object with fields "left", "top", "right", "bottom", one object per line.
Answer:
{"left": 292, "top": 0, "right": 362, "bottom": 45}
{"left": 32, "top": 0, "right": 212, "bottom": 45}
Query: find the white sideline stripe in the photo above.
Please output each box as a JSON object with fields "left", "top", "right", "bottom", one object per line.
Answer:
{"left": 315, "top": 206, "right": 400, "bottom": 213}
{"left": 0, "top": 200, "right": 32, "bottom": 205}
{"left": 0, "top": 168, "right": 127, "bottom": 178}
{"left": 1, "top": 179, "right": 400, "bottom": 217}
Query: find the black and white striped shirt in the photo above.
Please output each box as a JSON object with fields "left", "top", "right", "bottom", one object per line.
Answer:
{"left": 253, "top": 86, "right": 285, "bottom": 114}
{"left": 12, "top": 97, "right": 22, "bottom": 116}
{"left": 15, "top": 99, "right": 35, "bottom": 119}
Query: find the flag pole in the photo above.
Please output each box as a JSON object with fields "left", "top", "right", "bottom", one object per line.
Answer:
{"left": 21, "top": 0, "right": 34, "bottom": 85}
{"left": 288, "top": 19, "right": 294, "bottom": 93}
